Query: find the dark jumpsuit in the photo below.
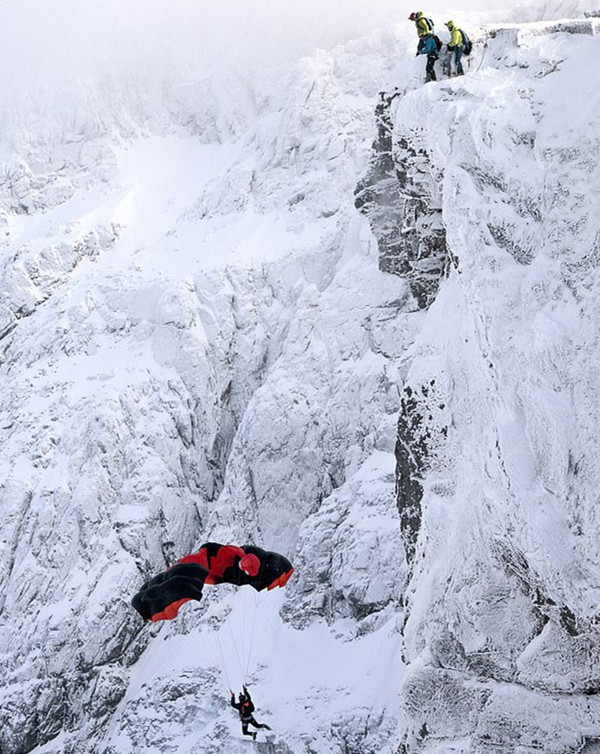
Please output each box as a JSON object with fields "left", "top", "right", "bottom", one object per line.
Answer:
{"left": 231, "top": 690, "right": 271, "bottom": 737}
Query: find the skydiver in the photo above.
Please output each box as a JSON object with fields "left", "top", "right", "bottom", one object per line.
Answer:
{"left": 230, "top": 685, "right": 272, "bottom": 740}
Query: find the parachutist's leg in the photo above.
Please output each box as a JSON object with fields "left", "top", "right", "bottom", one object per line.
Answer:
{"left": 455, "top": 47, "right": 464, "bottom": 75}
{"left": 242, "top": 723, "right": 254, "bottom": 737}
{"left": 249, "top": 717, "right": 271, "bottom": 730}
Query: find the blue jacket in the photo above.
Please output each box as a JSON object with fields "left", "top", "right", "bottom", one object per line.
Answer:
{"left": 417, "top": 36, "right": 438, "bottom": 56}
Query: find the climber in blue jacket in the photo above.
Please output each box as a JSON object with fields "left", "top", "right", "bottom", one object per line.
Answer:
{"left": 416, "top": 34, "right": 439, "bottom": 83}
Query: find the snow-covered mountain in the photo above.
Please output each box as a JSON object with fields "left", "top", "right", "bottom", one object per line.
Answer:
{"left": 2, "top": 2, "right": 600, "bottom": 753}
{"left": 382, "top": 17, "right": 600, "bottom": 753}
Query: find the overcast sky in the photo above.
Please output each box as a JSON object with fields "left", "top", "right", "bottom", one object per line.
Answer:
{"left": 0, "top": 0, "right": 594, "bottom": 98}
{"left": 0, "top": 1, "right": 400, "bottom": 85}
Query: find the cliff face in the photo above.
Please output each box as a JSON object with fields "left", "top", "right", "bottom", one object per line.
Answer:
{"left": 358, "top": 18, "right": 600, "bottom": 754}
{"left": 4, "top": 8, "right": 600, "bottom": 754}
{"left": 354, "top": 94, "right": 449, "bottom": 311}
{"left": 0, "top": 28, "right": 409, "bottom": 754}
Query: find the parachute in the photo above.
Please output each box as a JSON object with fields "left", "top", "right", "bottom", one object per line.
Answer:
{"left": 131, "top": 543, "right": 294, "bottom": 622}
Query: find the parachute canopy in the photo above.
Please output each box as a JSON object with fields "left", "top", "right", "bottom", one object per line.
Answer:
{"left": 131, "top": 542, "right": 294, "bottom": 622}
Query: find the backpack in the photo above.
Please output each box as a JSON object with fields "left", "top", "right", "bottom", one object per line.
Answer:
{"left": 461, "top": 29, "right": 472, "bottom": 56}
{"left": 418, "top": 15, "right": 434, "bottom": 35}
{"left": 433, "top": 34, "right": 443, "bottom": 52}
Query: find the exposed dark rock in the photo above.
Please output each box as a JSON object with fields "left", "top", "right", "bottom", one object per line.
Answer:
{"left": 355, "top": 92, "right": 450, "bottom": 310}
{"left": 395, "top": 381, "right": 448, "bottom": 565}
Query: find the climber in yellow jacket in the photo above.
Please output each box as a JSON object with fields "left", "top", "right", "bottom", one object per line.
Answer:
{"left": 445, "top": 20, "right": 466, "bottom": 76}
{"left": 409, "top": 11, "right": 434, "bottom": 38}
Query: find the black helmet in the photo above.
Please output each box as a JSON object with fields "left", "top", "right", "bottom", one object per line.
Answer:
{"left": 409, "top": 12, "right": 418, "bottom": 20}
{"left": 239, "top": 693, "right": 248, "bottom": 702}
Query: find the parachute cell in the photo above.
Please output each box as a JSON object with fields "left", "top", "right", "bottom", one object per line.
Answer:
{"left": 131, "top": 561, "right": 208, "bottom": 621}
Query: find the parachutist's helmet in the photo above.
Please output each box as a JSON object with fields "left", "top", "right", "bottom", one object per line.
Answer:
{"left": 239, "top": 693, "right": 248, "bottom": 702}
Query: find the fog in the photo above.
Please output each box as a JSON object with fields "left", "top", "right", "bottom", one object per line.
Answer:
{"left": 1, "top": 0, "right": 594, "bottom": 94}
{"left": 0, "top": 0, "right": 594, "bottom": 135}
{"left": 0, "top": 1, "right": 404, "bottom": 90}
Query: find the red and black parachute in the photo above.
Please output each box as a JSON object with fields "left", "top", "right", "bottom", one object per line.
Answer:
{"left": 131, "top": 542, "right": 294, "bottom": 622}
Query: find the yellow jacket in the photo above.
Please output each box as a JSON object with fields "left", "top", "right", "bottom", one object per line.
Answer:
{"left": 415, "top": 12, "right": 434, "bottom": 38}
{"left": 446, "top": 21, "right": 464, "bottom": 48}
